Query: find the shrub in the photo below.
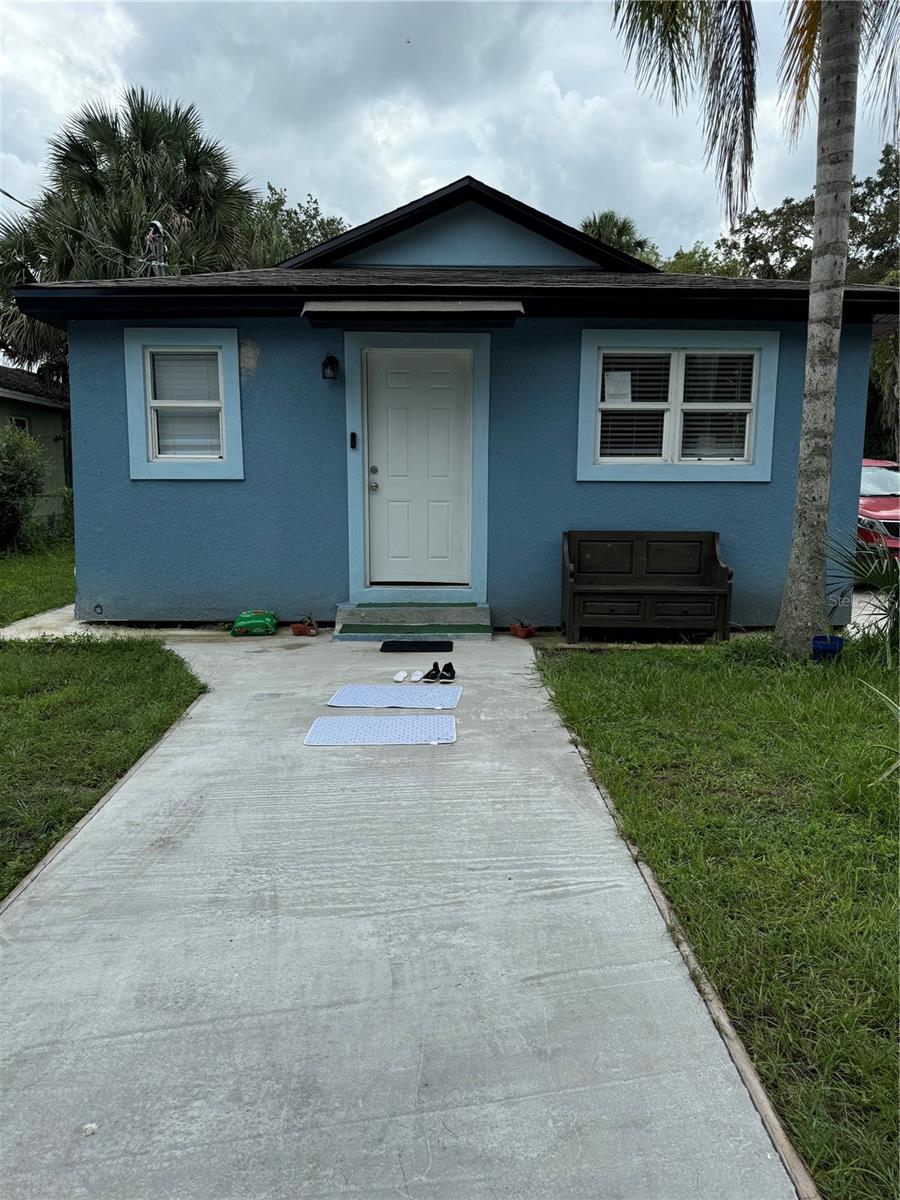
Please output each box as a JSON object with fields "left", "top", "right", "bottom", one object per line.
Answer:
{"left": 0, "top": 425, "right": 46, "bottom": 551}
{"left": 18, "top": 488, "right": 75, "bottom": 553}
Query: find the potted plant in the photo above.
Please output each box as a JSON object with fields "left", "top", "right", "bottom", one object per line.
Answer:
{"left": 509, "top": 618, "right": 538, "bottom": 639}
{"left": 290, "top": 615, "right": 318, "bottom": 637}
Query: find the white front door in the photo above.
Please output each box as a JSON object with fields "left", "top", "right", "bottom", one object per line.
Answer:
{"left": 365, "top": 349, "right": 472, "bottom": 585}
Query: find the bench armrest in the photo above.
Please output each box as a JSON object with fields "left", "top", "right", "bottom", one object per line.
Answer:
{"left": 562, "top": 534, "right": 575, "bottom": 582}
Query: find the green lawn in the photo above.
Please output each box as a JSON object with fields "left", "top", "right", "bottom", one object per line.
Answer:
{"left": 0, "top": 638, "right": 204, "bottom": 898}
{"left": 538, "top": 639, "right": 897, "bottom": 1200}
{"left": 0, "top": 544, "right": 75, "bottom": 626}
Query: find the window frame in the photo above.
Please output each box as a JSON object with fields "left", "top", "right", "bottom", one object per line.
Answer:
{"left": 9, "top": 415, "right": 31, "bottom": 434}
{"left": 143, "top": 346, "right": 226, "bottom": 463}
{"left": 123, "top": 328, "right": 243, "bottom": 480}
{"left": 595, "top": 347, "right": 759, "bottom": 466}
{"left": 578, "top": 329, "right": 780, "bottom": 483}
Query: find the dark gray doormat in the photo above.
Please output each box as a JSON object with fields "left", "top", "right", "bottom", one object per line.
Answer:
{"left": 379, "top": 640, "right": 453, "bottom": 652}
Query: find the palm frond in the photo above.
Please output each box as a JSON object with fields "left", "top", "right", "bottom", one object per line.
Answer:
{"left": 611, "top": 0, "right": 700, "bottom": 110}
{"left": 698, "top": 0, "right": 758, "bottom": 224}
{"left": 779, "top": 0, "right": 821, "bottom": 146}
{"left": 612, "top": 0, "right": 758, "bottom": 223}
{"left": 862, "top": 0, "right": 900, "bottom": 139}
{"left": 580, "top": 208, "right": 653, "bottom": 254}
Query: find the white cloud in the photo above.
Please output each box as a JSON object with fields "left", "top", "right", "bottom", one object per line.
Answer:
{"left": 0, "top": 0, "right": 886, "bottom": 253}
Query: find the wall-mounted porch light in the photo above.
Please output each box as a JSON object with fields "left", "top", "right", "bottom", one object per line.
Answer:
{"left": 321, "top": 354, "right": 339, "bottom": 380}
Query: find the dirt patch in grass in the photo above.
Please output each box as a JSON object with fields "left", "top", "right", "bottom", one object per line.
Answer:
{"left": 538, "top": 638, "right": 897, "bottom": 1200}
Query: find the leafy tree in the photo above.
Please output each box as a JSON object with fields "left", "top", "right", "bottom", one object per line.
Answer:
{"left": 868, "top": 269, "right": 899, "bottom": 459}
{"left": 658, "top": 150, "right": 899, "bottom": 453}
{"left": 244, "top": 184, "right": 348, "bottom": 266}
{"left": 846, "top": 142, "right": 899, "bottom": 283}
{"left": 0, "top": 88, "right": 256, "bottom": 382}
{"left": 663, "top": 240, "right": 744, "bottom": 276}
{"left": 0, "top": 424, "right": 46, "bottom": 551}
{"left": 0, "top": 89, "right": 346, "bottom": 384}
{"left": 698, "top": 144, "right": 899, "bottom": 283}
{"left": 613, "top": 0, "right": 898, "bottom": 658}
{"left": 580, "top": 209, "right": 661, "bottom": 262}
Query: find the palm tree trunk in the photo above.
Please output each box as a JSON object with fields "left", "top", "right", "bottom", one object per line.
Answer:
{"left": 773, "top": 0, "right": 861, "bottom": 656}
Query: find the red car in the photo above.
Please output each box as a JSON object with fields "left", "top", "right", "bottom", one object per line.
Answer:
{"left": 858, "top": 458, "right": 900, "bottom": 557}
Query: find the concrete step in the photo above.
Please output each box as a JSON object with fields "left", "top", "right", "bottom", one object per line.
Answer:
{"left": 333, "top": 604, "right": 492, "bottom": 641}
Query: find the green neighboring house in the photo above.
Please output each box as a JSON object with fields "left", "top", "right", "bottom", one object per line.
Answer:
{"left": 0, "top": 365, "right": 71, "bottom": 518}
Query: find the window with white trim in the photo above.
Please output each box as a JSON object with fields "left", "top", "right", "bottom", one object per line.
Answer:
{"left": 597, "top": 348, "right": 758, "bottom": 464}
{"left": 123, "top": 328, "right": 242, "bottom": 480}
{"left": 9, "top": 415, "right": 31, "bottom": 433}
{"left": 144, "top": 348, "right": 224, "bottom": 460}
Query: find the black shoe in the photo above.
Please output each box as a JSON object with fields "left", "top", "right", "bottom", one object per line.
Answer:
{"left": 439, "top": 661, "right": 456, "bottom": 682}
{"left": 423, "top": 661, "right": 441, "bottom": 682}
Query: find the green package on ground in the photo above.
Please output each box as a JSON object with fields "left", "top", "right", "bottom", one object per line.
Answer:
{"left": 230, "top": 609, "right": 278, "bottom": 636}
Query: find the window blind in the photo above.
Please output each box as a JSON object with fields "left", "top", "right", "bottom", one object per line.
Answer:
{"left": 151, "top": 352, "right": 220, "bottom": 403}
{"left": 155, "top": 407, "right": 222, "bottom": 457}
{"left": 681, "top": 411, "right": 748, "bottom": 459}
{"left": 600, "top": 353, "right": 671, "bottom": 404}
{"left": 683, "top": 353, "right": 754, "bottom": 405}
{"left": 598, "top": 411, "right": 666, "bottom": 458}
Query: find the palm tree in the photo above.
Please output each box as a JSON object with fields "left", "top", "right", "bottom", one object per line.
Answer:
{"left": 0, "top": 88, "right": 257, "bottom": 384}
{"left": 580, "top": 208, "right": 658, "bottom": 260}
{"left": 612, "top": 0, "right": 897, "bottom": 657}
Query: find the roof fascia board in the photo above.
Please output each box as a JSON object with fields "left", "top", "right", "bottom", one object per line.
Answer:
{"left": 0, "top": 386, "right": 67, "bottom": 408}
{"left": 15, "top": 290, "right": 891, "bottom": 327}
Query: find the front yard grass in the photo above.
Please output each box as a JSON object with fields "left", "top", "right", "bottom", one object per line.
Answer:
{"left": 538, "top": 639, "right": 897, "bottom": 1200}
{"left": 0, "top": 544, "right": 75, "bottom": 626}
{"left": 0, "top": 638, "right": 204, "bottom": 898}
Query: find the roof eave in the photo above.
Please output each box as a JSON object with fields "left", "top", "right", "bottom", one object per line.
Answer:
{"left": 15, "top": 281, "right": 894, "bottom": 327}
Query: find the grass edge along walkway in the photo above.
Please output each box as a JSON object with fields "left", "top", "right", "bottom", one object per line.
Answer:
{"left": 0, "top": 544, "right": 75, "bottom": 627}
{"left": 0, "top": 637, "right": 205, "bottom": 899}
{"left": 537, "top": 638, "right": 897, "bottom": 1200}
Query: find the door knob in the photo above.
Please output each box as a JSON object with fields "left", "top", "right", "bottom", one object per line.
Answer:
{"left": 369, "top": 481, "right": 379, "bottom": 491}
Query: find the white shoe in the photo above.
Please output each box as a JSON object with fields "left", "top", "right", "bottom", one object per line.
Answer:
{"left": 392, "top": 670, "right": 408, "bottom": 682}
{"left": 409, "top": 670, "right": 424, "bottom": 682}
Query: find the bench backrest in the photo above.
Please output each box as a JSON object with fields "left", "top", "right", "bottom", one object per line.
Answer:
{"left": 564, "top": 530, "right": 728, "bottom": 587}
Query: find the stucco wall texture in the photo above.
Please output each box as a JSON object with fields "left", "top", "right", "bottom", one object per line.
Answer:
{"left": 67, "top": 316, "right": 870, "bottom": 626}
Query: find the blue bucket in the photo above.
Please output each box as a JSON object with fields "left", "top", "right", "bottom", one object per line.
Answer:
{"left": 812, "top": 634, "right": 843, "bottom": 662}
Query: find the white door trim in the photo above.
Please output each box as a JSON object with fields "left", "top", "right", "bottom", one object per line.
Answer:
{"left": 344, "top": 332, "right": 490, "bottom": 605}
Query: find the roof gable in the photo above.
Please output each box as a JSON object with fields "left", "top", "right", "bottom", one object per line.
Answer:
{"left": 336, "top": 203, "right": 600, "bottom": 268}
{"left": 281, "top": 177, "right": 658, "bottom": 273}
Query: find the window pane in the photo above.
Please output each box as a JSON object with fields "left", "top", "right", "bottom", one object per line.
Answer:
{"left": 683, "top": 353, "right": 754, "bottom": 404}
{"left": 600, "top": 353, "right": 671, "bottom": 404}
{"left": 681, "top": 411, "right": 748, "bottom": 459}
{"left": 155, "top": 407, "right": 222, "bottom": 457}
{"left": 151, "top": 352, "right": 220, "bottom": 403}
{"left": 598, "top": 411, "right": 665, "bottom": 458}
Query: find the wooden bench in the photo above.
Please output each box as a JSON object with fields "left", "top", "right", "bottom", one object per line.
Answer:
{"left": 562, "top": 530, "right": 732, "bottom": 644}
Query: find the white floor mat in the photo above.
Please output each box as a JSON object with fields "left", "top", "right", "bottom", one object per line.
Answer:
{"left": 304, "top": 714, "right": 457, "bottom": 746}
{"left": 327, "top": 684, "right": 461, "bottom": 709}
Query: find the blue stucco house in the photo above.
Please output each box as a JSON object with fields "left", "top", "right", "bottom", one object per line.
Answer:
{"left": 14, "top": 177, "right": 894, "bottom": 630}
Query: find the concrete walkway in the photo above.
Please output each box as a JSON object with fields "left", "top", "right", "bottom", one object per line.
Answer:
{"left": 1, "top": 636, "right": 796, "bottom": 1200}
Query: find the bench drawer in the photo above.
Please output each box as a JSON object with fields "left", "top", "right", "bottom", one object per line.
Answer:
{"left": 578, "top": 596, "right": 645, "bottom": 620}
{"left": 651, "top": 597, "right": 718, "bottom": 620}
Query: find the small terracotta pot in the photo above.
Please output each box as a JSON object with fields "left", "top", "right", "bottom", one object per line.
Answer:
{"left": 510, "top": 623, "right": 538, "bottom": 639}
{"left": 291, "top": 619, "right": 318, "bottom": 637}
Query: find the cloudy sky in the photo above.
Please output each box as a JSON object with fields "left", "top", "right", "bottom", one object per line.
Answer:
{"left": 1, "top": 0, "right": 887, "bottom": 256}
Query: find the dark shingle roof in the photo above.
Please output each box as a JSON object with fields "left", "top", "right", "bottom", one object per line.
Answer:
{"left": 0, "top": 364, "right": 66, "bottom": 403}
{"left": 14, "top": 267, "right": 897, "bottom": 327}
{"left": 16, "top": 266, "right": 895, "bottom": 296}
